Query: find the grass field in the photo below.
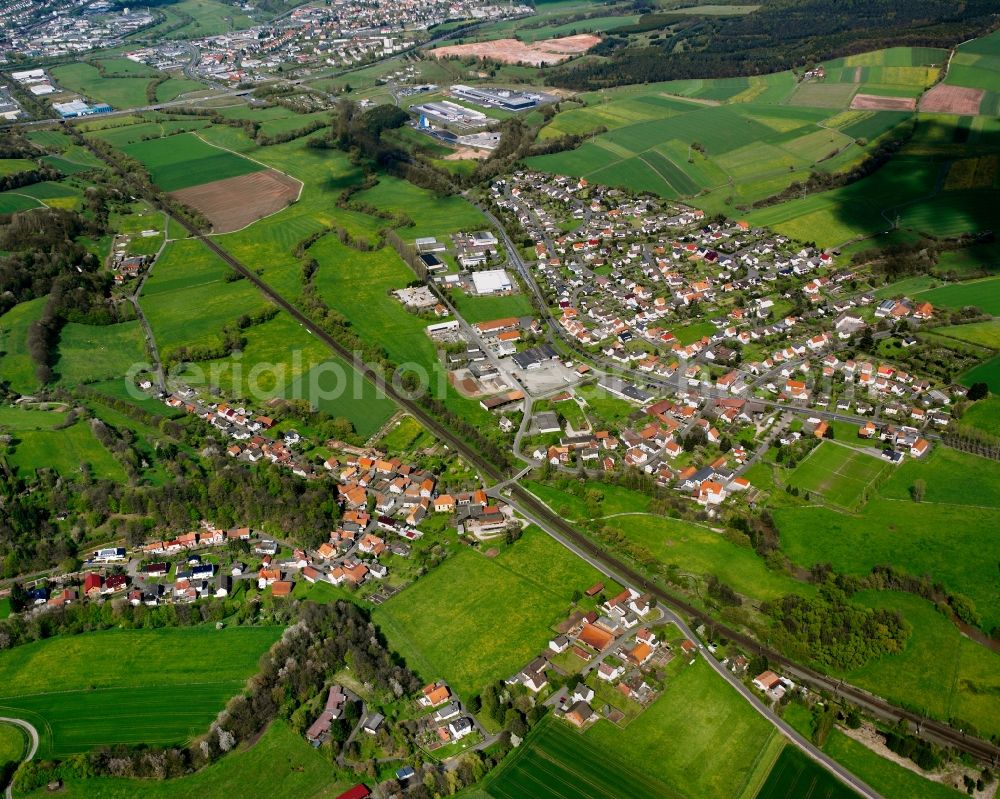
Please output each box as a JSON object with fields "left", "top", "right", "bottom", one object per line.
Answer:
{"left": 0, "top": 298, "right": 47, "bottom": 395}
{"left": 786, "top": 441, "right": 888, "bottom": 508}
{"left": 450, "top": 290, "right": 535, "bottom": 324}
{"left": 122, "top": 133, "right": 264, "bottom": 192}
{"left": 50, "top": 62, "right": 152, "bottom": 110}
{"left": 755, "top": 746, "right": 859, "bottom": 799}
{"left": 960, "top": 397, "right": 1000, "bottom": 436}
{"left": 0, "top": 626, "right": 282, "bottom": 758}
{"left": 373, "top": 527, "right": 604, "bottom": 697}
{"left": 0, "top": 158, "right": 37, "bottom": 177}
{"left": 353, "top": 174, "right": 486, "bottom": 239}
{"left": 21, "top": 720, "right": 349, "bottom": 799}
{"left": 913, "top": 276, "right": 1000, "bottom": 315}
{"left": 0, "top": 722, "right": 26, "bottom": 764}
{"left": 960, "top": 353, "right": 1000, "bottom": 392}
{"left": 822, "top": 730, "right": 964, "bottom": 799}
{"left": 54, "top": 321, "right": 147, "bottom": 386}
{"left": 844, "top": 591, "right": 1000, "bottom": 739}
{"left": 585, "top": 658, "right": 781, "bottom": 799}
{"left": 5, "top": 419, "right": 125, "bottom": 481}
{"left": 483, "top": 716, "right": 683, "bottom": 799}
{"left": 775, "top": 494, "right": 1000, "bottom": 633}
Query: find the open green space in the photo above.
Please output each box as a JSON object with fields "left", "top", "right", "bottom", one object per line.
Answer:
{"left": 755, "top": 745, "right": 859, "bottom": 799}
{"left": 354, "top": 174, "right": 486, "bottom": 239}
{"left": 450, "top": 290, "right": 534, "bottom": 324}
{"left": 482, "top": 716, "right": 682, "bottom": 799}
{"left": 0, "top": 193, "right": 43, "bottom": 213}
{"left": 786, "top": 441, "right": 888, "bottom": 509}
{"left": 913, "top": 276, "right": 1000, "bottom": 315}
{"left": 138, "top": 0, "right": 255, "bottom": 40}
{"left": 54, "top": 321, "right": 147, "bottom": 386}
{"left": 50, "top": 61, "right": 152, "bottom": 110}
{"left": 373, "top": 527, "right": 604, "bottom": 697}
{"left": 5, "top": 418, "right": 125, "bottom": 481}
{"left": 822, "top": 730, "right": 963, "bottom": 799}
{"left": 583, "top": 658, "right": 780, "bottom": 799}
{"left": 925, "top": 320, "right": 1000, "bottom": 348}
{"left": 0, "top": 722, "right": 26, "bottom": 764}
{"left": 775, "top": 496, "right": 1000, "bottom": 633}
{"left": 122, "top": 133, "right": 263, "bottom": 192}
{"left": 0, "top": 297, "right": 47, "bottom": 395}
{"left": 0, "top": 626, "right": 282, "bottom": 758}
{"left": 0, "top": 406, "right": 68, "bottom": 431}
{"left": 877, "top": 446, "right": 1000, "bottom": 507}
{"left": 0, "top": 626, "right": 281, "bottom": 757}
{"left": 960, "top": 396, "right": 1000, "bottom": 436}
{"left": 20, "top": 720, "right": 348, "bottom": 799}
{"left": 844, "top": 591, "right": 1000, "bottom": 739}
{"left": 0, "top": 159, "right": 37, "bottom": 177}
{"left": 961, "top": 353, "right": 1000, "bottom": 392}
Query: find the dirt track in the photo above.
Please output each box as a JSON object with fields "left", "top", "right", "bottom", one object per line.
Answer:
{"left": 850, "top": 93, "right": 917, "bottom": 111}
{"left": 431, "top": 34, "right": 601, "bottom": 66}
{"left": 170, "top": 169, "right": 301, "bottom": 233}
{"left": 919, "top": 84, "right": 984, "bottom": 115}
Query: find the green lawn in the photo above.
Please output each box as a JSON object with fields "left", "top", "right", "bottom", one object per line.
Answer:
{"left": 929, "top": 320, "right": 1000, "bottom": 349}
{"left": 786, "top": 441, "right": 888, "bottom": 509}
{"left": 122, "top": 133, "right": 264, "bottom": 192}
{"left": 0, "top": 626, "right": 282, "bottom": 758}
{"left": 20, "top": 720, "right": 349, "bottom": 799}
{"left": 372, "top": 527, "right": 604, "bottom": 697}
{"left": 755, "top": 745, "right": 860, "bottom": 799}
{"left": 450, "top": 290, "right": 535, "bottom": 325}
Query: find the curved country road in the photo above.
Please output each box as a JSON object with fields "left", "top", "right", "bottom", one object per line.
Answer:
{"left": 0, "top": 717, "right": 39, "bottom": 799}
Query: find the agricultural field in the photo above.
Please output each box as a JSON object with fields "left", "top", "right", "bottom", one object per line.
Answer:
{"left": 929, "top": 320, "right": 1000, "bottom": 349}
{"left": 0, "top": 626, "right": 282, "bottom": 757}
{"left": 960, "top": 353, "right": 1000, "bottom": 392}
{"left": 754, "top": 746, "right": 859, "bottom": 799}
{"left": 0, "top": 722, "right": 26, "bottom": 764}
{"left": 140, "top": 237, "right": 272, "bottom": 353}
{"left": 138, "top": 0, "right": 255, "bottom": 40}
{"left": 785, "top": 441, "right": 888, "bottom": 509}
{"left": 5, "top": 418, "right": 126, "bottom": 480}
{"left": 775, "top": 494, "right": 1000, "bottom": 633}
{"left": 372, "top": 527, "right": 604, "bottom": 697}
{"left": 122, "top": 133, "right": 264, "bottom": 192}
{"left": 529, "top": 92, "right": 893, "bottom": 211}
{"left": 481, "top": 716, "right": 682, "bottom": 799}
{"left": 50, "top": 61, "right": 154, "bottom": 110}
{"left": 353, "top": 174, "right": 487, "bottom": 239}
{"left": 21, "top": 720, "right": 350, "bottom": 799}
{"left": 0, "top": 158, "right": 37, "bottom": 177}
{"left": 822, "top": 730, "right": 967, "bottom": 799}
{"left": 913, "top": 276, "right": 1000, "bottom": 315}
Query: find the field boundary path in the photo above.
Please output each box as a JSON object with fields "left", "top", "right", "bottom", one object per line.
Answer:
{"left": 0, "top": 717, "right": 39, "bottom": 799}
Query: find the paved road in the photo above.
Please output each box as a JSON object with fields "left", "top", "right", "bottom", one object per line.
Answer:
{"left": 0, "top": 717, "right": 39, "bottom": 799}
{"left": 492, "top": 492, "right": 885, "bottom": 799}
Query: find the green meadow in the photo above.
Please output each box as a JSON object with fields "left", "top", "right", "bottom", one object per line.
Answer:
{"left": 0, "top": 626, "right": 282, "bottom": 757}
{"left": 20, "top": 720, "right": 349, "bottom": 799}
{"left": 373, "top": 527, "right": 604, "bottom": 697}
{"left": 0, "top": 297, "right": 48, "bottom": 394}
